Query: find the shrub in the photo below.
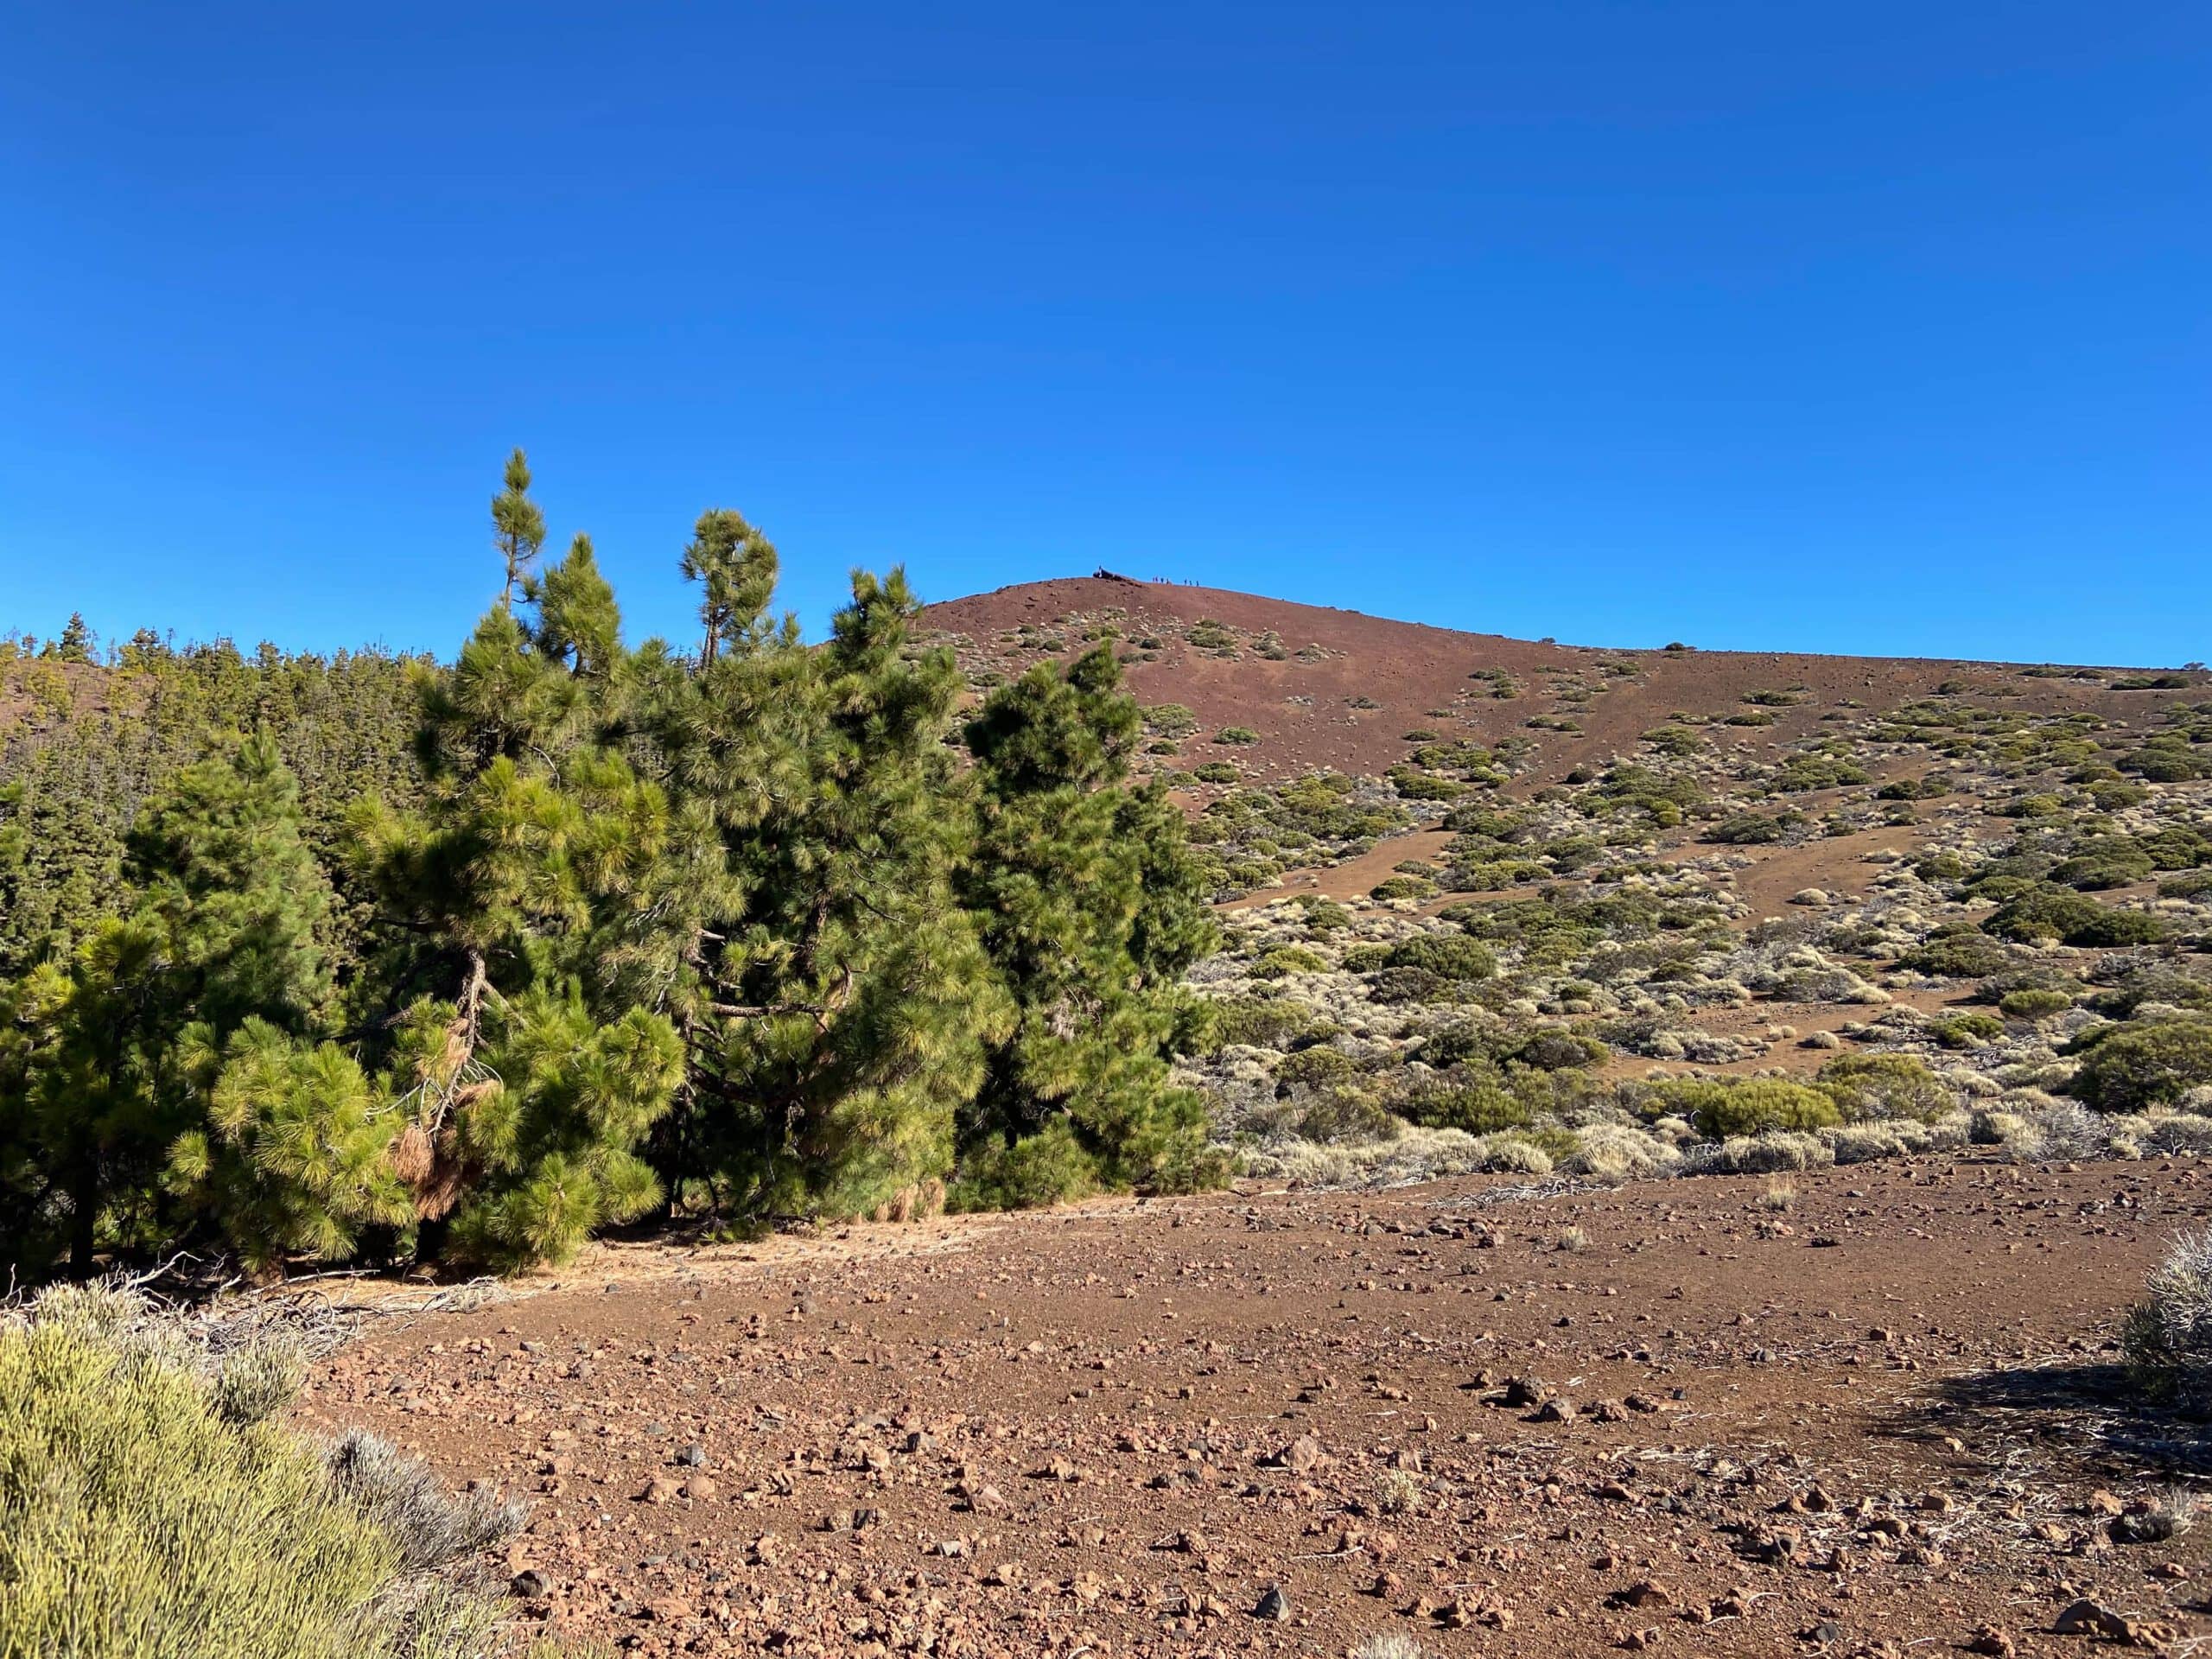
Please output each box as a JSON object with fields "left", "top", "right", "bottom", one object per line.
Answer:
{"left": 1143, "top": 702, "right": 1198, "bottom": 737}
{"left": 1641, "top": 725, "right": 1706, "bottom": 755}
{"left": 2088, "top": 969, "right": 2212, "bottom": 1019}
{"left": 1185, "top": 619, "right": 1238, "bottom": 652}
{"left": 1898, "top": 931, "right": 2016, "bottom": 978}
{"left": 1188, "top": 760, "right": 1240, "bottom": 784}
{"left": 1383, "top": 934, "right": 1497, "bottom": 982}
{"left": 1446, "top": 857, "right": 1548, "bottom": 890}
{"left": 0, "top": 1287, "right": 530, "bottom": 1659}
{"left": 1991, "top": 898, "right": 2106, "bottom": 946}
{"left": 1296, "top": 897, "right": 1353, "bottom": 934}
{"left": 1370, "top": 966, "right": 1471, "bottom": 1005}
{"left": 1999, "top": 988, "right": 2075, "bottom": 1021}
{"left": 1704, "top": 813, "right": 1789, "bottom": 845}
{"left": 1249, "top": 944, "right": 1328, "bottom": 979}
{"left": 1815, "top": 1054, "right": 1951, "bottom": 1122}
{"left": 2073, "top": 1020, "right": 2212, "bottom": 1112}
{"left": 1294, "top": 1090, "right": 1402, "bottom": 1145}
{"left": 1388, "top": 766, "right": 1465, "bottom": 801}
{"left": 1657, "top": 1077, "right": 1841, "bottom": 1139}
{"left": 2070, "top": 907, "right": 2169, "bottom": 947}
{"left": 1369, "top": 874, "right": 1437, "bottom": 902}
{"left": 1507, "top": 1030, "right": 1610, "bottom": 1071}
{"left": 2123, "top": 1227, "right": 2212, "bottom": 1409}
{"left": 1212, "top": 726, "right": 1260, "bottom": 746}
{"left": 1931, "top": 1011, "right": 2005, "bottom": 1048}
{"left": 1338, "top": 944, "right": 1391, "bottom": 974}
{"left": 2051, "top": 849, "right": 2155, "bottom": 890}
{"left": 1210, "top": 995, "right": 1316, "bottom": 1050}
{"left": 1985, "top": 888, "right": 2165, "bottom": 946}
{"left": 1274, "top": 1046, "right": 1357, "bottom": 1092}
{"left": 952, "top": 1119, "right": 1102, "bottom": 1210}
{"left": 1403, "top": 1080, "right": 1531, "bottom": 1135}
{"left": 1915, "top": 850, "right": 1972, "bottom": 881}
{"left": 2122, "top": 742, "right": 2212, "bottom": 782}
{"left": 1774, "top": 753, "right": 1870, "bottom": 791}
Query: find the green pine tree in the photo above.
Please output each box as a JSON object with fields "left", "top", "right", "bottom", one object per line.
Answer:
{"left": 651, "top": 553, "right": 1013, "bottom": 1221}
{"left": 491, "top": 447, "right": 547, "bottom": 608}
{"left": 349, "top": 459, "right": 685, "bottom": 1266}
{"left": 0, "top": 734, "right": 336, "bottom": 1274}
{"left": 957, "top": 645, "right": 1222, "bottom": 1207}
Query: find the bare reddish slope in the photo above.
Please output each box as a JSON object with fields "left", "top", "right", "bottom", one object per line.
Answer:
{"left": 919, "top": 575, "right": 2189, "bottom": 785}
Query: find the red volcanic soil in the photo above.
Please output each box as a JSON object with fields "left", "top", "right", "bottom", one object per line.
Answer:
{"left": 918, "top": 576, "right": 2190, "bottom": 788}
{"left": 302, "top": 1154, "right": 2212, "bottom": 1659}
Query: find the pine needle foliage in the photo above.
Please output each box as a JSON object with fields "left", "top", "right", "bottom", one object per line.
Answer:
{"left": 0, "top": 452, "right": 1226, "bottom": 1281}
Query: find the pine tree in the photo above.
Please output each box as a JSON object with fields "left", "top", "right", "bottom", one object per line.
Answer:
{"left": 350, "top": 459, "right": 685, "bottom": 1266}
{"left": 652, "top": 559, "right": 1012, "bottom": 1220}
{"left": 491, "top": 448, "right": 546, "bottom": 608}
{"left": 0, "top": 734, "right": 336, "bottom": 1274}
{"left": 679, "top": 508, "right": 779, "bottom": 667}
{"left": 127, "top": 731, "right": 332, "bottom": 1035}
{"left": 166, "top": 1017, "right": 410, "bottom": 1274}
{"left": 54, "top": 613, "right": 92, "bottom": 664}
{"left": 957, "top": 646, "right": 1221, "bottom": 1206}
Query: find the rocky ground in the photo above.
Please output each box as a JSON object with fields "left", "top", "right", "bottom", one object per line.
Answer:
{"left": 302, "top": 1154, "right": 2212, "bottom": 1658}
{"left": 285, "top": 580, "right": 2212, "bottom": 1656}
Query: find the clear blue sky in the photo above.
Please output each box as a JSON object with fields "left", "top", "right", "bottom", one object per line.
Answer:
{"left": 2, "top": 3, "right": 2206, "bottom": 664}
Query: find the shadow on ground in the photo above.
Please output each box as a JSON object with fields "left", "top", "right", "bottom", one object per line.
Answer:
{"left": 1891, "top": 1357, "right": 2212, "bottom": 1478}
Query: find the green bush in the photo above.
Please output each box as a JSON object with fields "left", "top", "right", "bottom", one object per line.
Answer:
{"left": 1296, "top": 897, "right": 1353, "bottom": 934}
{"left": 1447, "top": 857, "right": 1548, "bottom": 890}
{"left": 1999, "top": 988, "right": 2075, "bottom": 1021}
{"left": 1506, "top": 1030, "right": 1610, "bottom": 1071}
{"left": 1931, "top": 1011, "right": 2005, "bottom": 1048}
{"left": 2069, "top": 907, "right": 2169, "bottom": 947}
{"left": 1367, "top": 967, "right": 1458, "bottom": 1005}
{"left": 1387, "top": 766, "right": 1465, "bottom": 800}
{"left": 0, "top": 1286, "right": 534, "bottom": 1659}
{"left": 2072, "top": 1020, "right": 2212, "bottom": 1112}
{"left": 952, "top": 1119, "right": 1101, "bottom": 1210}
{"left": 1274, "top": 1046, "right": 1357, "bottom": 1091}
{"left": 1142, "top": 702, "right": 1198, "bottom": 737}
{"left": 2050, "top": 848, "right": 2155, "bottom": 890}
{"left": 1188, "top": 760, "right": 1241, "bottom": 784}
{"left": 1773, "top": 753, "right": 1870, "bottom": 791}
{"left": 1703, "top": 813, "right": 1789, "bottom": 845}
{"left": 1382, "top": 934, "right": 1497, "bottom": 982}
{"left": 1338, "top": 943, "right": 1391, "bottom": 973}
{"left": 1209, "top": 995, "right": 1317, "bottom": 1049}
{"left": 1815, "top": 1054, "right": 1951, "bottom": 1122}
{"left": 2122, "top": 741, "right": 2211, "bottom": 782}
{"left": 1295, "top": 1090, "right": 1401, "bottom": 1144}
{"left": 1656, "top": 1077, "right": 1840, "bottom": 1139}
{"left": 1249, "top": 944, "right": 1328, "bottom": 979}
{"left": 1641, "top": 725, "right": 1706, "bottom": 756}
{"left": 1898, "top": 931, "right": 2016, "bottom": 978}
{"left": 1985, "top": 888, "right": 2165, "bottom": 946}
{"left": 1212, "top": 726, "right": 1260, "bottom": 746}
{"left": 1369, "top": 874, "right": 1437, "bottom": 902}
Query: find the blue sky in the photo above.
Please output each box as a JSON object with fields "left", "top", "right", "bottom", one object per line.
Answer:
{"left": 2, "top": 3, "right": 2206, "bottom": 664}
